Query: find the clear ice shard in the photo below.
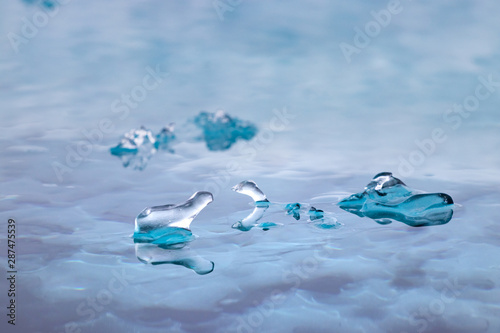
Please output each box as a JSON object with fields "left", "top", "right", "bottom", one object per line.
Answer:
{"left": 110, "top": 126, "right": 156, "bottom": 155}
{"left": 232, "top": 205, "right": 269, "bottom": 231}
{"left": 232, "top": 180, "right": 279, "bottom": 231}
{"left": 135, "top": 243, "right": 215, "bottom": 275}
{"left": 232, "top": 180, "right": 339, "bottom": 230}
{"left": 110, "top": 124, "right": 175, "bottom": 170}
{"left": 232, "top": 180, "right": 269, "bottom": 204}
{"left": 193, "top": 110, "right": 258, "bottom": 151}
{"left": 133, "top": 191, "right": 213, "bottom": 244}
{"left": 338, "top": 172, "right": 454, "bottom": 227}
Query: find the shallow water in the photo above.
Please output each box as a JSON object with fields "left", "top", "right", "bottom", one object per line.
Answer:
{"left": 1, "top": 1, "right": 500, "bottom": 332}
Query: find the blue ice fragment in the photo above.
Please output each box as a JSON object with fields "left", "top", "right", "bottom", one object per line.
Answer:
{"left": 308, "top": 207, "right": 324, "bottom": 221}
{"left": 133, "top": 191, "right": 213, "bottom": 244}
{"left": 133, "top": 227, "right": 195, "bottom": 246}
{"left": 258, "top": 222, "right": 280, "bottom": 231}
{"left": 135, "top": 243, "right": 214, "bottom": 275}
{"left": 110, "top": 124, "right": 175, "bottom": 170}
{"left": 110, "top": 126, "right": 156, "bottom": 155}
{"left": 110, "top": 126, "right": 157, "bottom": 170}
{"left": 285, "top": 203, "right": 301, "bottom": 220}
{"left": 232, "top": 180, "right": 269, "bottom": 203}
{"left": 338, "top": 172, "right": 454, "bottom": 227}
{"left": 193, "top": 110, "right": 257, "bottom": 151}
{"left": 306, "top": 206, "right": 341, "bottom": 229}
{"left": 313, "top": 218, "right": 342, "bottom": 229}
{"left": 232, "top": 180, "right": 340, "bottom": 230}
{"left": 23, "top": 0, "right": 57, "bottom": 9}
{"left": 154, "top": 123, "right": 176, "bottom": 152}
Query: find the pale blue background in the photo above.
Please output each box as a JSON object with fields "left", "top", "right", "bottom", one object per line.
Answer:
{"left": 1, "top": 1, "right": 499, "bottom": 332}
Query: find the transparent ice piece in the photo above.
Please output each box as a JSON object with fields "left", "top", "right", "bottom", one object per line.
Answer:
{"left": 232, "top": 180, "right": 339, "bottom": 230}
{"left": 193, "top": 110, "right": 258, "bottom": 151}
{"left": 133, "top": 191, "right": 213, "bottom": 243}
{"left": 110, "top": 126, "right": 157, "bottom": 170}
{"left": 110, "top": 126, "right": 155, "bottom": 155}
{"left": 232, "top": 205, "right": 269, "bottom": 231}
{"left": 232, "top": 180, "right": 269, "bottom": 204}
{"left": 338, "top": 172, "right": 454, "bottom": 227}
{"left": 135, "top": 243, "right": 214, "bottom": 275}
{"left": 307, "top": 207, "right": 341, "bottom": 229}
{"left": 110, "top": 124, "right": 176, "bottom": 170}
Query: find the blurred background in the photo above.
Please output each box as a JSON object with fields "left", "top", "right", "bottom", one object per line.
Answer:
{"left": 1, "top": 1, "right": 499, "bottom": 333}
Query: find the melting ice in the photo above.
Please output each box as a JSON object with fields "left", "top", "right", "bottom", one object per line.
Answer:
{"left": 193, "top": 110, "right": 258, "bottom": 151}
{"left": 154, "top": 123, "right": 176, "bottom": 152}
{"left": 133, "top": 191, "right": 213, "bottom": 244}
{"left": 110, "top": 125, "right": 175, "bottom": 170}
{"left": 133, "top": 191, "right": 214, "bottom": 274}
{"left": 232, "top": 180, "right": 339, "bottom": 231}
{"left": 110, "top": 111, "right": 258, "bottom": 170}
{"left": 338, "top": 172, "right": 454, "bottom": 227}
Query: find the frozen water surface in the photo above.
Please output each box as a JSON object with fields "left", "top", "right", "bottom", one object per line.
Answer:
{"left": 1, "top": 1, "right": 500, "bottom": 333}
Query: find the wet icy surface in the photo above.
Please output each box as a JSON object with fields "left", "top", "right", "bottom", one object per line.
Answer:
{"left": 1, "top": 1, "right": 500, "bottom": 333}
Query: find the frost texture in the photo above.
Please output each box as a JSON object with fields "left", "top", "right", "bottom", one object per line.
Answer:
{"left": 193, "top": 110, "right": 258, "bottom": 151}
{"left": 338, "top": 172, "right": 454, "bottom": 227}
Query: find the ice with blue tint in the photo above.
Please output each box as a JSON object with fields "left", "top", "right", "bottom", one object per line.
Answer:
{"left": 110, "top": 124, "right": 176, "bottom": 170}
{"left": 135, "top": 243, "right": 215, "bottom": 275}
{"left": 232, "top": 180, "right": 269, "bottom": 203}
{"left": 109, "top": 126, "right": 158, "bottom": 170}
{"left": 285, "top": 202, "right": 301, "bottom": 220}
{"left": 133, "top": 191, "right": 213, "bottom": 244}
{"left": 232, "top": 180, "right": 339, "bottom": 230}
{"left": 110, "top": 111, "right": 257, "bottom": 169}
{"left": 231, "top": 205, "right": 268, "bottom": 231}
{"left": 193, "top": 110, "right": 258, "bottom": 151}
{"left": 154, "top": 123, "right": 176, "bottom": 152}
{"left": 307, "top": 207, "right": 341, "bottom": 229}
{"left": 4, "top": 0, "right": 500, "bottom": 332}
{"left": 22, "top": 0, "right": 56, "bottom": 9}
{"left": 308, "top": 206, "right": 324, "bottom": 221}
{"left": 338, "top": 172, "right": 454, "bottom": 227}
{"left": 110, "top": 126, "right": 155, "bottom": 156}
